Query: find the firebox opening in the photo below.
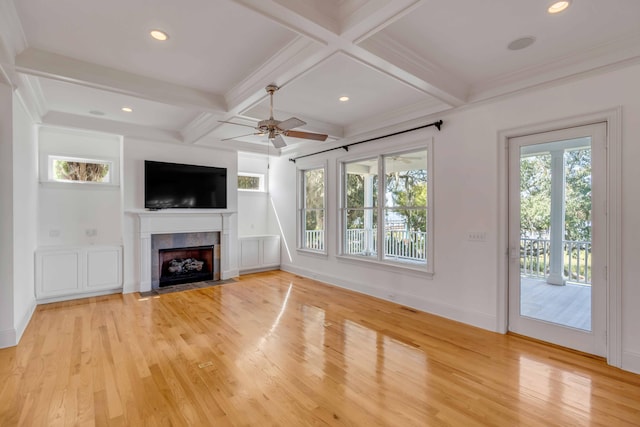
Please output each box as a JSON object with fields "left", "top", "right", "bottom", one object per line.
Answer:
{"left": 159, "top": 245, "right": 215, "bottom": 287}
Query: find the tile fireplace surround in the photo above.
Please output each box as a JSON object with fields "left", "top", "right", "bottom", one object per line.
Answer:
{"left": 135, "top": 212, "right": 235, "bottom": 293}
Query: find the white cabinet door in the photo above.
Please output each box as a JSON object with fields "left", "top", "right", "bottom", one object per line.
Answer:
{"left": 239, "top": 236, "right": 280, "bottom": 273}
{"left": 36, "top": 250, "right": 82, "bottom": 297}
{"left": 87, "top": 247, "right": 122, "bottom": 290}
{"left": 36, "top": 246, "right": 123, "bottom": 301}
{"left": 262, "top": 236, "right": 281, "bottom": 266}
{"left": 240, "top": 239, "right": 260, "bottom": 269}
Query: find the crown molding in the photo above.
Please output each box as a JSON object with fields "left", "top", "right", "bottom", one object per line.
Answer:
{"left": 357, "top": 32, "right": 468, "bottom": 106}
{"left": 344, "top": 0, "right": 420, "bottom": 43}
{"left": 16, "top": 48, "right": 227, "bottom": 113}
{"left": 344, "top": 97, "right": 450, "bottom": 137}
{"left": 14, "top": 74, "right": 46, "bottom": 122}
{"left": 224, "top": 36, "right": 325, "bottom": 113}
{"left": 469, "top": 32, "right": 640, "bottom": 102}
{"left": 181, "top": 112, "right": 224, "bottom": 144}
{"left": 42, "top": 111, "right": 183, "bottom": 144}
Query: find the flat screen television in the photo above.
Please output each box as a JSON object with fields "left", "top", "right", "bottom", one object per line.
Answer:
{"left": 145, "top": 160, "right": 227, "bottom": 209}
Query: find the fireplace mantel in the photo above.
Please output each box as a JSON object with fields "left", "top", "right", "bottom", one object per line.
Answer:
{"left": 132, "top": 211, "right": 236, "bottom": 292}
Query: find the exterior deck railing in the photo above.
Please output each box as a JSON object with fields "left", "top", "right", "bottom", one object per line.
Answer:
{"left": 304, "top": 230, "right": 325, "bottom": 251}
{"left": 520, "top": 237, "right": 592, "bottom": 284}
{"left": 304, "top": 228, "right": 427, "bottom": 262}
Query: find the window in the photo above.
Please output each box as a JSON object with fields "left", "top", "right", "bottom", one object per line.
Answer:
{"left": 298, "top": 167, "right": 326, "bottom": 252}
{"left": 238, "top": 172, "right": 265, "bottom": 192}
{"left": 47, "top": 155, "right": 114, "bottom": 184}
{"left": 341, "top": 146, "right": 432, "bottom": 270}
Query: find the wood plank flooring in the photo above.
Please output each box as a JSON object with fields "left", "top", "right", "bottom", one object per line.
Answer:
{"left": 1, "top": 270, "right": 639, "bottom": 426}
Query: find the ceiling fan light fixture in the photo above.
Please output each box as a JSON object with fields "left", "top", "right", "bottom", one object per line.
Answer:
{"left": 150, "top": 29, "right": 169, "bottom": 41}
{"left": 547, "top": 1, "right": 571, "bottom": 14}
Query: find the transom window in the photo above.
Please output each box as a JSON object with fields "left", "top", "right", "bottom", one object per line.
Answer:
{"left": 341, "top": 147, "right": 432, "bottom": 270}
{"left": 48, "top": 156, "right": 113, "bottom": 184}
{"left": 238, "top": 172, "right": 265, "bottom": 192}
{"left": 298, "top": 167, "right": 326, "bottom": 252}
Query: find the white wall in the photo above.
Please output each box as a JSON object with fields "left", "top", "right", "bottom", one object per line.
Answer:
{"left": 12, "top": 93, "right": 37, "bottom": 341}
{"left": 237, "top": 152, "right": 271, "bottom": 236}
{"left": 271, "top": 63, "right": 640, "bottom": 373}
{"left": 37, "top": 127, "right": 122, "bottom": 246}
{"left": 0, "top": 83, "right": 15, "bottom": 347}
{"left": 121, "top": 138, "right": 238, "bottom": 292}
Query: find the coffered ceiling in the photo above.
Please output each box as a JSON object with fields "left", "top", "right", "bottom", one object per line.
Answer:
{"left": 1, "top": 0, "right": 639, "bottom": 154}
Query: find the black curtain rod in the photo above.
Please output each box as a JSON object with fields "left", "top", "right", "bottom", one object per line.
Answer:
{"left": 289, "top": 119, "right": 443, "bottom": 163}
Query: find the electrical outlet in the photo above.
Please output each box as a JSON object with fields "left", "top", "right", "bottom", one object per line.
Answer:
{"left": 467, "top": 231, "right": 487, "bottom": 242}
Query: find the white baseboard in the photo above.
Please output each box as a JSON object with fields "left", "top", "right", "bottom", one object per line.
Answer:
{"left": 0, "top": 328, "right": 16, "bottom": 349}
{"left": 36, "top": 288, "right": 122, "bottom": 304}
{"left": 222, "top": 269, "right": 240, "bottom": 280}
{"left": 281, "top": 264, "right": 497, "bottom": 332}
{"left": 123, "top": 281, "right": 138, "bottom": 294}
{"left": 622, "top": 351, "right": 640, "bottom": 374}
{"left": 15, "top": 301, "right": 36, "bottom": 345}
{"left": 239, "top": 266, "right": 280, "bottom": 275}
{"left": 0, "top": 301, "right": 37, "bottom": 349}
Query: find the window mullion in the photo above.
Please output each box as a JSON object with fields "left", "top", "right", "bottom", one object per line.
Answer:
{"left": 377, "top": 155, "right": 384, "bottom": 262}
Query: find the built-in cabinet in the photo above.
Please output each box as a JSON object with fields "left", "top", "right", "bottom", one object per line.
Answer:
{"left": 238, "top": 235, "right": 280, "bottom": 274}
{"left": 35, "top": 245, "right": 123, "bottom": 301}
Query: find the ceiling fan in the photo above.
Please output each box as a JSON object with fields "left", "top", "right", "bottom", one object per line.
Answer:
{"left": 220, "top": 84, "right": 328, "bottom": 148}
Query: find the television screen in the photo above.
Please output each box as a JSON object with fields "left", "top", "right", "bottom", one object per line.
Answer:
{"left": 145, "top": 160, "right": 227, "bottom": 209}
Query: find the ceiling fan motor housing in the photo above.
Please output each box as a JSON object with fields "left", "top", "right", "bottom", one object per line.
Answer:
{"left": 258, "top": 118, "right": 281, "bottom": 131}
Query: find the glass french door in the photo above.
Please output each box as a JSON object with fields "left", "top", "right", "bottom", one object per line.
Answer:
{"left": 508, "top": 122, "right": 607, "bottom": 356}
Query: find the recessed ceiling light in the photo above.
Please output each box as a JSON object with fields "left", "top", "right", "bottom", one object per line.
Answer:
{"left": 150, "top": 29, "right": 169, "bottom": 41}
{"left": 339, "top": 96, "right": 350, "bottom": 102}
{"left": 548, "top": 1, "right": 571, "bottom": 14}
{"left": 121, "top": 107, "right": 133, "bottom": 113}
{"left": 507, "top": 36, "right": 536, "bottom": 51}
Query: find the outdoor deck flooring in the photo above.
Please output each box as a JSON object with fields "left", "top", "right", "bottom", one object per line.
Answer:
{"left": 520, "top": 276, "right": 591, "bottom": 330}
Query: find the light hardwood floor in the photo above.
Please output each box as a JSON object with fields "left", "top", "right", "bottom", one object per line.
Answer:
{"left": 1, "top": 271, "right": 639, "bottom": 426}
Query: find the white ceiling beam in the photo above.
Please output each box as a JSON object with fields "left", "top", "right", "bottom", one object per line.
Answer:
{"left": 16, "top": 48, "right": 227, "bottom": 113}
{"left": 232, "top": 0, "right": 466, "bottom": 109}
{"left": 43, "top": 111, "right": 183, "bottom": 144}
{"left": 354, "top": 35, "right": 468, "bottom": 107}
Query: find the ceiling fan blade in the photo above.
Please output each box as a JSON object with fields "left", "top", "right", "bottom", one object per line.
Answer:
{"left": 218, "top": 120, "right": 257, "bottom": 130}
{"left": 271, "top": 134, "right": 287, "bottom": 149}
{"left": 277, "top": 117, "right": 306, "bottom": 131}
{"left": 221, "top": 132, "right": 261, "bottom": 141}
{"left": 284, "top": 130, "right": 328, "bottom": 141}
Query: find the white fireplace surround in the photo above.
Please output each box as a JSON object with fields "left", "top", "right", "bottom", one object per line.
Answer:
{"left": 136, "top": 211, "right": 235, "bottom": 292}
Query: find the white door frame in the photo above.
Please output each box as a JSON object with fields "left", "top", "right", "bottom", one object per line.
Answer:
{"left": 497, "top": 107, "right": 622, "bottom": 366}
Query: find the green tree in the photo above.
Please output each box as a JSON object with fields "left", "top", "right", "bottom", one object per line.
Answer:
{"left": 304, "top": 169, "right": 324, "bottom": 231}
{"left": 386, "top": 169, "right": 427, "bottom": 232}
{"left": 520, "top": 154, "right": 551, "bottom": 238}
{"left": 564, "top": 149, "right": 591, "bottom": 241}
{"left": 54, "top": 160, "right": 110, "bottom": 182}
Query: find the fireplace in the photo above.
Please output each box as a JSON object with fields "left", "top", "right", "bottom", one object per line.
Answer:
{"left": 151, "top": 231, "right": 220, "bottom": 289}
{"left": 134, "top": 211, "right": 236, "bottom": 293}
{"left": 159, "top": 245, "right": 220, "bottom": 287}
